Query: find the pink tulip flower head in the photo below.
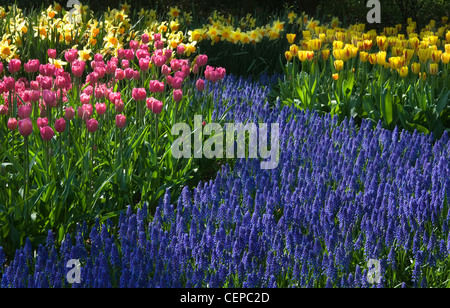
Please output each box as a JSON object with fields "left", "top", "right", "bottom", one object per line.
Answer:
{"left": 18, "top": 118, "right": 33, "bottom": 137}
{"left": 132, "top": 88, "right": 146, "bottom": 101}
{"left": 40, "top": 125, "right": 54, "bottom": 141}
{"left": 54, "top": 118, "right": 66, "bottom": 133}
{"left": 95, "top": 102, "right": 107, "bottom": 115}
{"left": 173, "top": 89, "right": 183, "bottom": 103}
{"left": 65, "top": 106, "right": 75, "bottom": 121}
{"left": 8, "top": 59, "right": 21, "bottom": 74}
{"left": 37, "top": 117, "right": 49, "bottom": 128}
{"left": 7, "top": 118, "right": 18, "bottom": 131}
{"left": 86, "top": 118, "right": 98, "bottom": 133}
{"left": 115, "top": 114, "right": 126, "bottom": 128}
{"left": 47, "top": 49, "right": 57, "bottom": 59}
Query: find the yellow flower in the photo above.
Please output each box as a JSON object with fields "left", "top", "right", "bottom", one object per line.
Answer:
{"left": 431, "top": 50, "right": 442, "bottom": 63}
{"left": 289, "top": 44, "right": 299, "bottom": 55}
{"left": 308, "top": 38, "right": 322, "bottom": 51}
{"left": 298, "top": 50, "right": 308, "bottom": 62}
{"left": 376, "top": 51, "right": 387, "bottom": 66}
{"left": 398, "top": 66, "right": 408, "bottom": 78}
{"left": 359, "top": 51, "right": 369, "bottom": 62}
{"left": 168, "top": 6, "right": 181, "bottom": 19}
{"left": 78, "top": 47, "right": 92, "bottom": 61}
{"left": 321, "top": 49, "right": 330, "bottom": 61}
{"left": 332, "top": 73, "right": 339, "bottom": 80}
{"left": 334, "top": 59, "right": 344, "bottom": 71}
{"left": 49, "top": 58, "right": 67, "bottom": 69}
{"left": 441, "top": 52, "right": 450, "bottom": 64}
{"left": 418, "top": 48, "right": 430, "bottom": 63}
{"left": 446, "top": 31, "right": 450, "bottom": 43}
{"left": 411, "top": 62, "right": 421, "bottom": 74}
{"left": 428, "top": 62, "right": 438, "bottom": 75}
{"left": 184, "top": 42, "right": 196, "bottom": 56}
{"left": 286, "top": 33, "right": 296, "bottom": 44}
{"left": 285, "top": 51, "right": 293, "bottom": 62}
{"left": 272, "top": 19, "right": 284, "bottom": 31}
{"left": 403, "top": 49, "right": 414, "bottom": 61}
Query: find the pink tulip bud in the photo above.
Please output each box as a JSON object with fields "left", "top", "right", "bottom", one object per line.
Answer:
{"left": 141, "top": 33, "right": 150, "bottom": 44}
{"left": 54, "top": 118, "right": 66, "bottom": 133}
{"left": 4, "top": 77, "right": 15, "bottom": 91}
{"left": 65, "top": 106, "right": 75, "bottom": 121}
{"left": 161, "top": 64, "right": 171, "bottom": 76}
{"left": 171, "top": 77, "right": 183, "bottom": 89}
{"left": 64, "top": 49, "right": 78, "bottom": 63}
{"left": 86, "top": 118, "right": 98, "bottom": 133}
{"left": 95, "top": 102, "right": 106, "bottom": 115}
{"left": 115, "top": 114, "right": 126, "bottom": 128}
{"left": 7, "top": 118, "right": 18, "bottom": 131}
{"left": 173, "top": 89, "right": 183, "bottom": 103}
{"left": 125, "top": 49, "right": 135, "bottom": 61}
{"left": 37, "top": 117, "right": 49, "bottom": 128}
{"left": 139, "top": 57, "right": 151, "bottom": 71}
{"left": 30, "top": 90, "right": 40, "bottom": 102}
{"left": 18, "top": 118, "right": 33, "bottom": 137}
{"left": 154, "top": 33, "right": 161, "bottom": 41}
{"left": 129, "top": 40, "right": 139, "bottom": 50}
{"left": 8, "top": 59, "right": 21, "bottom": 73}
{"left": 42, "top": 90, "right": 57, "bottom": 108}
{"left": 115, "top": 68, "right": 125, "bottom": 80}
{"left": 177, "top": 44, "right": 185, "bottom": 55}
{"left": 47, "top": 49, "right": 57, "bottom": 59}
{"left": 146, "top": 97, "right": 163, "bottom": 114}
{"left": 196, "top": 79, "right": 205, "bottom": 91}
{"left": 24, "top": 59, "right": 40, "bottom": 73}
{"left": 40, "top": 125, "right": 54, "bottom": 141}
{"left": 0, "top": 105, "right": 7, "bottom": 115}
{"left": 124, "top": 68, "right": 134, "bottom": 80}
{"left": 132, "top": 88, "right": 146, "bottom": 101}
{"left": 115, "top": 99, "right": 125, "bottom": 113}
{"left": 18, "top": 104, "right": 32, "bottom": 119}
{"left": 149, "top": 80, "right": 165, "bottom": 93}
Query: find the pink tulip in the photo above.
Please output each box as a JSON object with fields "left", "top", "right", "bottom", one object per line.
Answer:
{"left": 173, "top": 89, "right": 183, "bottom": 102}
{"left": 196, "top": 54, "right": 208, "bottom": 67}
{"left": 153, "top": 55, "right": 166, "bottom": 67}
{"left": 124, "top": 68, "right": 134, "bottom": 80}
{"left": 40, "top": 76, "right": 53, "bottom": 90}
{"left": 37, "top": 117, "right": 49, "bottom": 128}
{"left": 47, "top": 49, "right": 57, "bottom": 59}
{"left": 136, "top": 49, "right": 149, "bottom": 60}
{"left": 132, "top": 88, "right": 146, "bottom": 101}
{"left": 8, "top": 59, "right": 21, "bottom": 73}
{"left": 95, "top": 102, "right": 107, "bottom": 115}
{"left": 171, "top": 77, "right": 183, "bottom": 89}
{"left": 115, "top": 114, "right": 126, "bottom": 128}
{"left": 18, "top": 104, "right": 32, "bottom": 119}
{"left": 54, "top": 118, "right": 66, "bottom": 133}
{"left": 24, "top": 59, "right": 40, "bottom": 73}
{"left": 30, "top": 90, "right": 40, "bottom": 102}
{"left": 141, "top": 33, "right": 150, "bottom": 44}
{"left": 196, "top": 79, "right": 205, "bottom": 91}
{"left": 115, "top": 68, "right": 125, "bottom": 80}
{"left": 146, "top": 97, "right": 163, "bottom": 114}
{"left": 40, "top": 126, "right": 54, "bottom": 141}
{"left": 115, "top": 99, "right": 125, "bottom": 113}
{"left": 64, "top": 49, "right": 78, "bottom": 63}
{"left": 43, "top": 90, "right": 57, "bottom": 108}
{"left": 4, "top": 77, "right": 15, "bottom": 91}
{"left": 86, "top": 118, "right": 98, "bottom": 133}
{"left": 139, "top": 57, "right": 151, "bottom": 71}
{"left": 129, "top": 40, "right": 139, "bottom": 50}
{"left": 154, "top": 33, "right": 161, "bottom": 41}
{"left": 161, "top": 64, "right": 171, "bottom": 76}
{"left": 65, "top": 106, "right": 75, "bottom": 121}
{"left": 7, "top": 118, "right": 18, "bottom": 131}
{"left": 0, "top": 105, "right": 7, "bottom": 115}
{"left": 18, "top": 118, "right": 33, "bottom": 137}
{"left": 125, "top": 49, "right": 135, "bottom": 61}
{"left": 149, "top": 80, "right": 164, "bottom": 93}
{"left": 177, "top": 45, "right": 185, "bottom": 55}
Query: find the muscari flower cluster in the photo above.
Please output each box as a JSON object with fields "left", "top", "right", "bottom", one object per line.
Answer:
{"left": 1, "top": 74, "right": 450, "bottom": 288}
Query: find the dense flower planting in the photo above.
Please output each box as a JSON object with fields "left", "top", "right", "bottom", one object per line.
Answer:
{"left": 1, "top": 74, "right": 449, "bottom": 288}
{"left": 0, "top": 2, "right": 450, "bottom": 288}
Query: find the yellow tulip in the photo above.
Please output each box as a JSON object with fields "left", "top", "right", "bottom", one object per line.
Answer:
{"left": 403, "top": 49, "right": 414, "bottom": 61}
{"left": 446, "top": 31, "right": 450, "bottom": 43}
{"left": 428, "top": 63, "right": 438, "bottom": 75}
{"left": 398, "top": 66, "right": 408, "bottom": 77}
{"left": 308, "top": 39, "right": 322, "bottom": 51}
{"left": 445, "top": 44, "right": 450, "bottom": 53}
{"left": 417, "top": 48, "right": 430, "bottom": 63}
{"left": 289, "top": 44, "right": 299, "bottom": 55}
{"left": 441, "top": 52, "right": 450, "bottom": 64}
{"left": 411, "top": 62, "right": 421, "bottom": 74}
{"left": 321, "top": 49, "right": 330, "bottom": 61}
{"left": 431, "top": 50, "right": 442, "bottom": 63}
{"left": 368, "top": 53, "right": 377, "bottom": 65}
{"left": 359, "top": 51, "right": 369, "bottom": 62}
{"left": 332, "top": 73, "right": 339, "bottom": 80}
{"left": 376, "top": 51, "right": 387, "bottom": 66}
{"left": 298, "top": 50, "right": 308, "bottom": 62}
{"left": 285, "top": 51, "right": 293, "bottom": 62}
{"left": 363, "top": 39, "right": 372, "bottom": 51}
{"left": 334, "top": 59, "right": 344, "bottom": 71}
{"left": 286, "top": 33, "right": 296, "bottom": 44}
